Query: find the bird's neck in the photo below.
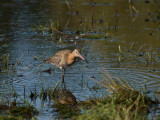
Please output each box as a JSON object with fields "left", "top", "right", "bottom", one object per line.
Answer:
{"left": 67, "top": 53, "right": 76, "bottom": 64}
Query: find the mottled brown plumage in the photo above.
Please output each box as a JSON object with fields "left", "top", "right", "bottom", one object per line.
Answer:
{"left": 46, "top": 49, "right": 85, "bottom": 86}
{"left": 46, "top": 49, "right": 85, "bottom": 69}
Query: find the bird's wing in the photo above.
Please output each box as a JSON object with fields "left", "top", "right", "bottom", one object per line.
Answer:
{"left": 46, "top": 53, "right": 61, "bottom": 66}
{"left": 46, "top": 50, "right": 72, "bottom": 67}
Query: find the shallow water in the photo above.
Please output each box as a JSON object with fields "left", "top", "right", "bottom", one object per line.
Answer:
{"left": 0, "top": 0, "right": 160, "bottom": 119}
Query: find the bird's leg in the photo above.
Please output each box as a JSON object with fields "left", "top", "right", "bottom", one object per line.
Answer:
{"left": 61, "top": 69, "right": 64, "bottom": 83}
{"left": 61, "top": 69, "right": 63, "bottom": 88}
{"left": 61, "top": 69, "right": 66, "bottom": 89}
{"left": 52, "top": 66, "right": 55, "bottom": 75}
{"left": 63, "top": 69, "right": 66, "bottom": 89}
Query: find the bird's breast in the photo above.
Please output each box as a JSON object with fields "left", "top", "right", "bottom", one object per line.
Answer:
{"left": 67, "top": 57, "right": 76, "bottom": 66}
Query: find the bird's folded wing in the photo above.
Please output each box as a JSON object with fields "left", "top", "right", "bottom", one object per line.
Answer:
{"left": 46, "top": 55, "right": 61, "bottom": 66}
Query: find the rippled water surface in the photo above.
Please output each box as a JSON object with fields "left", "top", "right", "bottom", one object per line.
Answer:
{"left": 0, "top": 0, "right": 160, "bottom": 119}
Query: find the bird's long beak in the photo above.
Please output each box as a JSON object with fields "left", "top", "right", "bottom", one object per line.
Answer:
{"left": 78, "top": 54, "right": 85, "bottom": 61}
{"left": 79, "top": 55, "right": 89, "bottom": 63}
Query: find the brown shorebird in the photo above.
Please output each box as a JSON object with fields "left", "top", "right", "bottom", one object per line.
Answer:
{"left": 46, "top": 49, "right": 85, "bottom": 85}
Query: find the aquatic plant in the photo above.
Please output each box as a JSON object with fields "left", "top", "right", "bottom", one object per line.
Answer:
{"left": 118, "top": 44, "right": 160, "bottom": 69}
{"left": 33, "top": 20, "right": 62, "bottom": 35}
{"left": 0, "top": 53, "right": 24, "bottom": 73}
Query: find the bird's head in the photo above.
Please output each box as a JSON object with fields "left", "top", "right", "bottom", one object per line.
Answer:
{"left": 73, "top": 49, "right": 85, "bottom": 61}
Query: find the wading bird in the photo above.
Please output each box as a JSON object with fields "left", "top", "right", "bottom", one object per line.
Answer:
{"left": 46, "top": 49, "right": 85, "bottom": 85}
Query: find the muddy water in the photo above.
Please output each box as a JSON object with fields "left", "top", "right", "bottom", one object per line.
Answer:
{"left": 0, "top": 0, "right": 160, "bottom": 119}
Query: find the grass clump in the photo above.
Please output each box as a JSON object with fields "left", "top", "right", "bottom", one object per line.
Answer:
{"left": 33, "top": 20, "right": 62, "bottom": 35}
{"left": 0, "top": 116, "right": 23, "bottom": 120}
{"left": 75, "top": 95, "right": 147, "bottom": 120}
{"left": 7, "top": 105, "right": 38, "bottom": 117}
{"left": 0, "top": 100, "right": 38, "bottom": 119}
{"left": 53, "top": 103, "right": 77, "bottom": 119}
{"left": 74, "top": 72, "right": 158, "bottom": 120}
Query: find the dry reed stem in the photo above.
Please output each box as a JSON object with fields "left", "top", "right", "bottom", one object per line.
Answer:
{"left": 13, "top": 53, "right": 24, "bottom": 69}
{"left": 125, "top": 94, "right": 141, "bottom": 120}
{"left": 90, "top": 68, "right": 134, "bottom": 94}
{"left": 129, "top": 42, "right": 135, "bottom": 51}
{"left": 65, "top": 0, "right": 71, "bottom": 11}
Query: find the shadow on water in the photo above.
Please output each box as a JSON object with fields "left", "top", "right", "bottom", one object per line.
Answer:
{"left": 0, "top": 0, "right": 160, "bottom": 119}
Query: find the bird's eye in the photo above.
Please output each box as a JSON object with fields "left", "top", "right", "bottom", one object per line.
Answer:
{"left": 76, "top": 52, "right": 78, "bottom": 54}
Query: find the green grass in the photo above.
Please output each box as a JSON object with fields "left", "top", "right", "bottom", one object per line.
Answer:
{"left": 75, "top": 96, "right": 148, "bottom": 120}
{"left": 0, "top": 101, "right": 38, "bottom": 119}
{"left": 74, "top": 91, "right": 152, "bottom": 120}
{"left": 73, "top": 72, "right": 158, "bottom": 120}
